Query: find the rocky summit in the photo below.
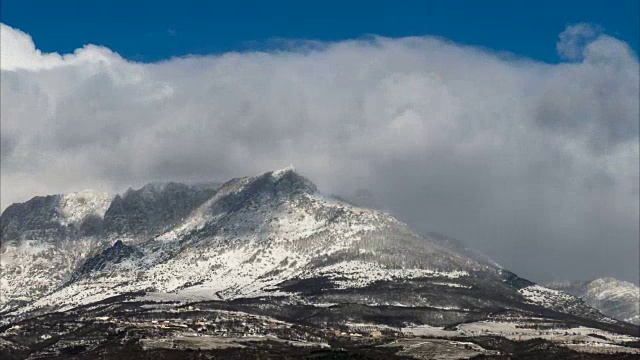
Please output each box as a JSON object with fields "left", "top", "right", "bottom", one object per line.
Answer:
{"left": 1, "top": 168, "right": 639, "bottom": 359}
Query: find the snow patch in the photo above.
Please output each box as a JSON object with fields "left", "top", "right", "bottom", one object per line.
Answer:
{"left": 271, "top": 164, "right": 296, "bottom": 180}
{"left": 59, "top": 190, "right": 112, "bottom": 225}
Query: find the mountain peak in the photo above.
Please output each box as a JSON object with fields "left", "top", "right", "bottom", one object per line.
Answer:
{"left": 271, "top": 164, "right": 296, "bottom": 179}
{"left": 230, "top": 166, "right": 317, "bottom": 197}
{"left": 269, "top": 166, "right": 316, "bottom": 192}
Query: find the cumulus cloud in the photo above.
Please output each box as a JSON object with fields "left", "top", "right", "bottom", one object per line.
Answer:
{"left": 557, "top": 23, "right": 601, "bottom": 61}
{"left": 1, "top": 23, "right": 638, "bottom": 284}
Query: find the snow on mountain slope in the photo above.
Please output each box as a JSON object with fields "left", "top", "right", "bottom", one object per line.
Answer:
{"left": 547, "top": 278, "right": 640, "bottom": 325}
{"left": 518, "top": 284, "right": 611, "bottom": 321}
{"left": 1, "top": 168, "right": 628, "bottom": 335}
{"left": 58, "top": 191, "right": 112, "bottom": 226}
{"left": 0, "top": 190, "right": 112, "bottom": 311}
{"left": 9, "top": 168, "right": 493, "bottom": 315}
{"left": 0, "top": 238, "right": 102, "bottom": 311}
{"left": 0, "top": 190, "right": 113, "bottom": 243}
{"left": 584, "top": 278, "right": 640, "bottom": 325}
{"left": 1, "top": 168, "right": 489, "bottom": 319}
{"left": 0, "top": 183, "right": 217, "bottom": 313}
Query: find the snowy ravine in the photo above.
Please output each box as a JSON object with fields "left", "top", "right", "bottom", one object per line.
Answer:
{"left": 0, "top": 168, "right": 631, "bottom": 334}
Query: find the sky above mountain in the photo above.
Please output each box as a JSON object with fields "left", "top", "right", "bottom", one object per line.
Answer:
{"left": 1, "top": 1, "right": 638, "bottom": 285}
{"left": 2, "top": 0, "right": 639, "bottom": 62}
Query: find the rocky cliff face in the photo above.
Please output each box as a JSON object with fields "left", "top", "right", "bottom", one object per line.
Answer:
{"left": 102, "top": 182, "right": 218, "bottom": 237}
{"left": 0, "top": 183, "right": 217, "bottom": 310}
{"left": 1, "top": 190, "right": 113, "bottom": 242}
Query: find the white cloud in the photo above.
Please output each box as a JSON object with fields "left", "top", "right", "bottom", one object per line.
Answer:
{"left": 556, "top": 23, "right": 600, "bottom": 61}
{"left": 1, "top": 23, "right": 62, "bottom": 70}
{"left": 1, "top": 23, "right": 638, "bottom": 284}
{"left": 0, "top": 23, "right": 122, "bottom": 71}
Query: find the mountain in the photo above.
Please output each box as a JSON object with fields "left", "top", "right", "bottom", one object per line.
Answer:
{"left": 0, "top": 190, "right": 112, "bottom": 242}
{"left": 0, "top": 182, "right": 218, "bottom": 310}
{"left": 1, "top": 168, "right": 638, "bottom": 358}
{"left": 547, "top": 278, "right": 640, "bottom": 325}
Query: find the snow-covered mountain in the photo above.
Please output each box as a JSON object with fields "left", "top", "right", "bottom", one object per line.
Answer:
{"left": 0, "top": 182, "right": 218, "bottom": 309}
{"left": 0, "top": 168, "right": 633, "bottom": 337}
{"left": 547, "top": 278, "right": 640, "bottom": 325}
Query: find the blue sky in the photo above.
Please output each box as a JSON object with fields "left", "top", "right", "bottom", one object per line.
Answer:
{"left": 2, "top": 0, "right": 638, "bottom": 62}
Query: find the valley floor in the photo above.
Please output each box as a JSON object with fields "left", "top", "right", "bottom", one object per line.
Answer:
{"left": 1, "top": 293, "right": 639, "bottom": 359}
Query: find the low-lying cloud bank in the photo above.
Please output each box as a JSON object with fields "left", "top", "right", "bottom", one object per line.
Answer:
{"left": 1, "top": 23, "right": 638, "bottom": 284}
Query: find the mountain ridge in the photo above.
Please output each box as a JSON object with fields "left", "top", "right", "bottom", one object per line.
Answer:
{"left": 1, "top": 168, "right": 635, "bottom": 340}
{"left": 546, "top": 277, "right": 640, "bottom": 325}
